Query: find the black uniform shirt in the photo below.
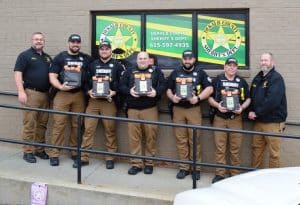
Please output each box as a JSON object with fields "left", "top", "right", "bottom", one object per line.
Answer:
{"left": 211, "top": 73, "right": 250, "bottom": 119}
{"left": 49, "top": 51, "right": 91, "bottom": 92}
{"left": 14, "top": 47, "right": 52, "bottom": 91}
{"left": 168, "top": 65, "right": 212, "bottom": 108}
{"left": 88, "top": 58, "right": 124, "bottom": 92}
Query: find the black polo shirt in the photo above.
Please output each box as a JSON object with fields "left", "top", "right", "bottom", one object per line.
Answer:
{"left": 88, "top": 58, "right": 124, "bottom": 91}
{"left": 167, "top": 65, "right": 212, "bottom": 108}
{"left": 14, "top": 47, "right": 52, "bottom": 92}
{"left": 212, "top": 74, "right": 250, "bottom": 119}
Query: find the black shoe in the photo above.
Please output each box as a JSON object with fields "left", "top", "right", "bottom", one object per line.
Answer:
{"left": 71, "top": 155, "right": 78, "bottom": 161}
{"left": 50, "top": 157, "right": 59, "bottom": 166}
{"left": 23, "top": 153, "right": 36, "bottom": 163}
{"left": 144, "top": 165, "right": 153, "bottom": 174}
{"left": 191, "top": 171, "right": 201, "bottom": 180}
{"left": 106, "top": 160, "right": 114, "bottom": 169}
{"left": 35, "top": 151, "right": 49, "bottom": 160}
{"left": 72, "top": 160, "right": 89, "bottom": 168}
{"left": 176, "top": 170, "right": 190, "bottom": 179}
{"left": 212, "top": 175, "right": 225, "bottom": 183}
{"left": 128, "top": 166, "right": 142, "bottom": 175}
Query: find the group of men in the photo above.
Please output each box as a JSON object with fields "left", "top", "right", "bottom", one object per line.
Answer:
{"left": 14, "top": 32, "right": 287, "bottom": 182}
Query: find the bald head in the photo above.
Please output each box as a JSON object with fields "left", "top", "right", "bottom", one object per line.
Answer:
{"left": 136, "top": 51, "right": 150, "bottom": 70}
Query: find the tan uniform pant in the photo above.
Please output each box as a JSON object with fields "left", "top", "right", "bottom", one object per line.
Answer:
{"left": 23, "top": 89, "right": 49, "bottom": 153}
{"left": 252, "top": 122, "right": 285, "bottom": 168}
{"left": 213, "top": 115, "right": 243, "bottom": 177}
{"left": 127, "top": 106, "right": 158, "bottom": 168}
{"left": 81, "top": 98, "right": 117, "bottom": 161}
{"left": 48, "top": 91, "right": 85, "bottom": 158}
{"left": 173, "top": 106, "right": 201, "bottom": 171}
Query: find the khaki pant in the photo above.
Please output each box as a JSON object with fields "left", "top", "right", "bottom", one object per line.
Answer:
{"left": 213, "top": 115, "right": 243, "bottom": 177}
{"left": 48, "top": 91, "right": 85, "bottom": 158}
{"left": 81, "top": 98, "right": 117, "bottom": 161}
{"left": 23, "top": 89, "right": 49, "bottom": 153}
{"left": 173, "top": 106, "right": 201, "bottom": 171}
{"left": 127, "top": 106, "right": 158, "bottom": 168}
{"left": 252, "top": 122, "right": 285, "bottom": 168}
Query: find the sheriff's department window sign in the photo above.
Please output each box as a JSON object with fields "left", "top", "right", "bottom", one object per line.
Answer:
{"left": 92, "top": 10, "right": 249, "bottom": 69}
{"left": 198, "top": 14, "right": 247, "bottom": 67}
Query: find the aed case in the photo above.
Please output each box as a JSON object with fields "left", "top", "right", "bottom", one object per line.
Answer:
{"left": 221, "top": 89, "right": 240, "bottom": 111}
{"left": 134, "top": 73, "right": 152, "bottom": 95}
{"left": 176, "top": 77, "right": 193, "bottom": 99}
{"left": 63, "top": 65, "right": 82, "bottom": 87}
{"left": 92, "top": 76, "right": 110, "bottom": 97}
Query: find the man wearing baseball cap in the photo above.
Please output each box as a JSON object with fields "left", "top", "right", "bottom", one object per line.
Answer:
{"left": 73, "top": 40, "right": 124, "bottom": 169}
{"left": 167, "top": 50, "right": 213, "bottom": 180}
{"left": 208, "top": 57, "right": 251, "bottom": 183}
{"left": 48, "top": 34, "right": 91, "bottom": 166}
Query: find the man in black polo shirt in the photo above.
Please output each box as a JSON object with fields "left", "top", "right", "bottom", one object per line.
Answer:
{"left": 14, "top": 32, "right": 52, "bottom": 163}
{"left": 72, "top": 41, "right": 124, "bottom": 169}
{"left": 208, "top": 57, "right": 251, "bottom": 183}
{"left": 48, "top": 34, "right": 91, "bottom": 166}
{"left": 166, "top": 50, "right": 213, "bottom": 180}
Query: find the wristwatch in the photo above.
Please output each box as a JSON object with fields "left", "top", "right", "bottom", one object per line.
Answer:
{"left": 198, "top": 95, "right": 201, "bottom": 102}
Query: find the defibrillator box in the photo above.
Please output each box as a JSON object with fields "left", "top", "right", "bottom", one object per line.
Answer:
{"left": 63, "top": 65, "right": 82, "bottom": 87}
{"left": 221, "top": 89, "right": 240, "bottom": 111}
{"left": 134, "top": 73, "right": 152, "bottom": 96}
{"left": 176, "top": 77, "right": 193, "bottom": 99}
{"left": 92, "top": 75, "right": 110, "bottom": 97}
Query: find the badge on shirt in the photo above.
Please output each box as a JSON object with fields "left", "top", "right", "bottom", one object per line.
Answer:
{"left": 45, "top": 57, "right": 51, "bottom": 63}
{"left": 263, "top": 81, "right": 268, "bottom": 88}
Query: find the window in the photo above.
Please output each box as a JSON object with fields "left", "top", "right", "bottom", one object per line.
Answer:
{"left": 92, "top": 10, "right": 249, "bottom": 69}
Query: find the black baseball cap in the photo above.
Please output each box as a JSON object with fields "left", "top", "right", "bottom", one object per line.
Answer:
{"left": 225, "top": 57, "right": 238, "bottom": 65}
{"left": 182, "top": 50, "right": 195, "bottom": 58}
{"left": 99, "top": 41, "right": 111, "bottom": 48}
{"left": 68, "top": 34, "right": 81, "bottom": 42}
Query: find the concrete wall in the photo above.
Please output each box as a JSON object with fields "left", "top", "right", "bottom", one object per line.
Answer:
{"left": 0, "top": 0, "right": 300, "bottom": 169}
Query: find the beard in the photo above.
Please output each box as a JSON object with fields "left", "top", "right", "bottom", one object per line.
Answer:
{"left": 183, "top": 63, "right": 194, "bottom": 70}
{"left": 261, "top": 65, "right": 272, "bottom": 75}
{"left": 32, "top": 44, "right": 43, "bottom": 51}
{"left": 69, "top": 46, "right": 80, "bottom": 54}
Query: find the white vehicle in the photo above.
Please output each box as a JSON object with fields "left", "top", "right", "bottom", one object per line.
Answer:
{"left": 174, "top": 167, "right": 300, "bottom": 205}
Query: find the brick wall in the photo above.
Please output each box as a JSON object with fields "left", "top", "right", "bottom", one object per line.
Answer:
{"left": 0, "top": 0, "right": 299, "bottom": 168}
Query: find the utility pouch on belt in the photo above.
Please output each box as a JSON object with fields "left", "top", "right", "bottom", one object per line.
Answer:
{"left": 134, "top": 73, "right": 152, "bottom": 96}
{"left": 92, "top": 75, "right": 110, "bottom": 97}
{"left": 63, "top": 65, "right": 82, "bottom": 87}
{"left": 221, "top": 88, "right": 240, "bottom": 111}
{"left": 175, "top": 77, "right": 193, "bottom": 99}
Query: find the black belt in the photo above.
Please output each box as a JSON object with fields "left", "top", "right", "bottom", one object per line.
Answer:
{"left": 216, "top": 113, "right": 236, "bottom": 119}
{"left": 26, "top": 87, "right": 48, "bottom": 93}
{"left": 66, "top": 88, "right": 81, "bottom": 93}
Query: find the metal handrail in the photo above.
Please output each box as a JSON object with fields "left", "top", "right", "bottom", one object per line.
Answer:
{"left": 1, "top": 90, "right": 298, "bottom": 126}
{"left": 0, "top": 103, "right": 299, "bottom": 189}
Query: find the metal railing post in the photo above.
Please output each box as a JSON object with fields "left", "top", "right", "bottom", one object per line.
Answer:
{"left": 76, "top": 115, "right": 82, "bottom": 184}
{"left": 192, "top": 128, "right": 197, "bottom": 189}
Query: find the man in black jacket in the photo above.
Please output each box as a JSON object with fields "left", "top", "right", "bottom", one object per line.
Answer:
{"left": 119, "top": 51, "right": 166, "bottom": 175}
{"left": 248, "top": 52, "right": 287, "bottom": 168}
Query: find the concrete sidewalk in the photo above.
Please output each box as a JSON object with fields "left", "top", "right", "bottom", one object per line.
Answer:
{"left": 0, "top": 144, "right": 214, "bottom": 205}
